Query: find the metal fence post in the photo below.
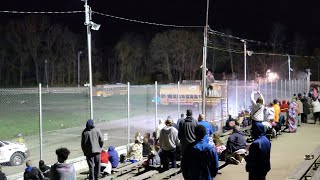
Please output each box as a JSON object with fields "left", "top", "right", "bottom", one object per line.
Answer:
{"left": 127, "top": 82, "right": 130, "bottom": 146}
{"left": 155, "top": 81, "right": 158, "bottom": 131}
{"left": 271, "top": 81, "right": 273, "bottom": 100}
{"left": 280, "top": 79, "right": 283, "bottom": 100}
{"left": 178, "top": 81, "right": 180, "bottom": 119}
{"left": 236, "top": 79, "right": 238, "bottom": 116}
{"left": 39, "top": 83, "right": 43, "bottom": 161}
{"left": 285, "top": 79, "right": 287, "bottom": 100}
{"left": 276, "top": 80, "right": 278, "bottom": 99}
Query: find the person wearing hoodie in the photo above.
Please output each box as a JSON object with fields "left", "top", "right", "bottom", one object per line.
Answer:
{"left": 24, "top": 160, "right": 44, "bottom": 180}
{"left": 39, "top": 160, "right": 50, "bottom": 179}
{"left": 178, "top": 109, "right": 198, "bottom": 153}
{"left": 81, "top": 119, "right": 104, "bottom": 180}
{"left": 50, "top": 148, "right": 75, "bottom": 180}
{"left": 197, "top": 114, "right": 213, "bottom": 144}
{"left": 181, "top": 125, "right": 219, "bottom": 180}
{"left": 250, "top": 91, "right": 265, "bottom": 122}
{"left": 159, "top": 117, "right": 180, "bottom": 171}
{"left": 245, "top": 121, "right": 271, "bottom": 180}
{"left": 220, "top": 126, "right": 247, "bottom": 164}
{"left": 107, "top": 146, "right": 119, "bottom": 168}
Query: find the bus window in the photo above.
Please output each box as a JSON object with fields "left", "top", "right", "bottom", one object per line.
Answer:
{"left": 180, "top": 95, "right": 185, "bottom": 99}
{"left": 189, "top": 95, "right": 194, "bottom": 99}
{"left": 173, "top": 94, "right": 177, "bottom": 98}
{"left": 186, "top": 95, "right": 190, "bottom": 99}
{"left": 160, "top": 94, "right": 166, "bottom": 98}
{"left": 168, "top": 95, "right": 173, "bottom": 99}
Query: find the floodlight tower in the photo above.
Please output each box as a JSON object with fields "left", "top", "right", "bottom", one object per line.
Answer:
{"left": 82, "top": 0, "right": 101, "bottom": 119}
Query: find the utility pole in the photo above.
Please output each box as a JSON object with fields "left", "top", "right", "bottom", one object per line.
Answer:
{"left": 287, "top": 54, "right": 292, "bottom": 97}
{"left": 202, "top": 0, "right": 209, "bottom": 114}
{"left": 306, "top": 69, "right": 311, "bottom": 94}
{"left": 45, "top": 60, "right": 48, "bottom": 92}
{"left": 82, "top": 0, "right": 100, "bottom": 119}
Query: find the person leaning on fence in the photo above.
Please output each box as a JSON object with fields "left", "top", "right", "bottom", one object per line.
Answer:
{"left": 250, "top": 91, "right": 265, "bottom": 122}
{"left": 81, "top": 119, "right": 104, "bottom": 180}
{"left": 50, "top": 148, "right": 75, "bottom": 180}
{"left": 181, "top": 125, "right": 219, "bottom": 180}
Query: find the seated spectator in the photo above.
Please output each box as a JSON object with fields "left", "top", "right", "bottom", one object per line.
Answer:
{"left": 143, "top": 146, "right": 161, "bottom": 170}
{"left": 50, "top": 148, "right": 75, "bottom": 180}
{"left": 24, "top": 160, "right": 44, "bottom": 180}
{"left": 100, "top": 149, "right": 112, "bottom": 177}
{"left": 127, "top": 140, "right": 143, "bottom": 163}
{"left": 0, "top": 165, "right": 7, "bottom": 180}
{"left": 142, "top": 137, "right": 152, "bottom": 157}
{"left": 39, "top": 160, "right": 50, "bottom": 179}
{"left": 108, "top": 146, "right": 119, "bottom": 168}
{"left": 223, "top": 115, "right": 239, "bottom": 132}
{"left": 220, "top": 126, "right": 247, "bottom": 164}
{"left": 144, "top": 132, "right": 154, "bottom": 145}
{"left": 280, "top": 100, "right": 289, "bottom": 121}
{"left": 135, "top": 132, "right": 144, "bottom": 144}
{"left": 213, "top": 133, "right": 226, "bottom": 155}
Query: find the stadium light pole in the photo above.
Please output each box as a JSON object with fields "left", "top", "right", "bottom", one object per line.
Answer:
{"left": 78, "top": 51, "right": 83, "bottom": 88}
{"left": 241, "top": 40, "right": 247, "bottom": 109}
{"left": 82, "top": 0, "right": 101, "bottom": 119}
{"left": 202, "top": 0, "right": 209, "bottom": 114}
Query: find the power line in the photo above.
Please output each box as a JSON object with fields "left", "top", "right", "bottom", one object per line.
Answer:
{"left": 92, "top": 11, "right": 204, "bottom": 28}
{"left": 0, "top": 10, "right": 84, "bottom": 14}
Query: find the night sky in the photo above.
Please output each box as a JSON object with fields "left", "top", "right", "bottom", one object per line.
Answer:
{"left": 1, "top": 0, "right": 320, "bottom": 50}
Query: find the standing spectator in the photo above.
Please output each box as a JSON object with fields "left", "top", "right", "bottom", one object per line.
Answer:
{"left": 100, "top": 150, "right": 111, "bottom": 177}
{"left": 250, "top": 91, "right": 265, "bottom": 122}
{"left": 159, "top": 117, "right": 180, "bottom": 171}
{"left": 50, "top": 148, "right": 75, "bottom": 180}
{"left": 24, "top": 160, "right": 44, "bottom": 180}
{"left": 301, "top": 95, "right": 311, "bottom": 123}
{"left": 178, "top": 109, "right": 198, "bottom": 153}
{"left": 287, "top": 101, "right": 298, "bottom": 133}
{"left": 39, "top": 160, "right": 50, "bottom": 179}
{"left": 296, "top": 94, "right": 303, "bottom": 126}
{"left": 197, "top": 114, "right": 213, "bottom": 144}
{"left": 273, "top": 99, "right": 281, "bottom": 134}
{"left": 155, "top": 120, "right": 166, "bottom": 144}
{"left": 107, "top": 146, "right": 119, "bottom": 168}
{"left": 0, "top": 165, "right": 7, "bottom": 180}
{"left": 245, "top": 122, "right": 271, "bottom": 180}
{"left": 181, "top": 125, "right": 219, "bottom": 180}
{"left": 280, "top": 100, "right": 289, "bottom": 122}
{"left": 311, "top": 96, "right": 320, "bottom": 124}
{"left": 176, "top": 114, "right": 184, "bottom": 130}
{"left": 81, "top": 119, "right": 104, "bottom": 180}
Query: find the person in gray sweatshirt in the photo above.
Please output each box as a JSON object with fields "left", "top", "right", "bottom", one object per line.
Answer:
{"left": 159, "top": 116, "right": 180, "bottom": 171}
{"left": 50, "top": 148, "right": 75, "bottom": 180}
{"left": 178, "top": 109, "right": 198, "bottom": 153}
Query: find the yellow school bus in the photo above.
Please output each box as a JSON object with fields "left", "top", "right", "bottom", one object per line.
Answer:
{"left": 159, "top": 83, "right": 222, "bottom": 107}
{"left": 95, "top": 84, "right": 127, "bottom": 97}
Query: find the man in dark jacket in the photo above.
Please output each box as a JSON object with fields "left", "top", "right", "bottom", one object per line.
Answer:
{"left": 178, "top": 109, "right": 198, "bottom": 153}
{"left": 81, "top": 119, "right": 104, "bottom": 180}
{"left": 181, "top": 125, "right": 219, "bottom": 180}
{"left": 24, "top": 160, "right": 44, "bottom": 180}
{"left": 245, "top": 121, "right": 271, "bottom": 180}
{"left": 39, "top": 160, "right": 50, "bottom": 179}
{"left": 108, "top": 146, "right": 119, "bottom": 168}
{"left": 220, "top": 126, "right": 247, "bottom": 164}
{"left": 0, "top": 166, "right": 7, "bottom": 180}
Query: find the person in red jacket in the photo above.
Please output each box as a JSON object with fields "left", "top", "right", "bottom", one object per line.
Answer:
{"left": 280, "top": 100, "right": 289, "bottom": 125}
{"left": 100, "top": 150, "right": 112, "bottom": 177}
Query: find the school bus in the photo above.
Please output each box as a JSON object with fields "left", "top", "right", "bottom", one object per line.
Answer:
{"left": 159, "top": 83, "right": 222, "bottom": 107}
{"left": 95, "top": 84, "right": 128, "bottom": 97}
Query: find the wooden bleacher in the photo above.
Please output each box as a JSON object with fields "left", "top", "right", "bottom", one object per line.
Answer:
{"left": 149, "top": 168, "right": 180, "bottom": 180}
{"left": 287, "top": 145, "right": 320, "bottom": 180}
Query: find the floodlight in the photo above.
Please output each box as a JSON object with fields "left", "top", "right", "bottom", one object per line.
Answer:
{"left": 90, "top": 22, "right": 101, "bottom": 31}
{"left": 247, "top": 51, "right": 253, "bottom": 56}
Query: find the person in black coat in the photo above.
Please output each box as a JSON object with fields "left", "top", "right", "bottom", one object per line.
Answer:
{"left": 39, "top": 160, "right": 50, "bottom": 179}
{"left": 24, "top": 160, "right": 44, "bottom": 180}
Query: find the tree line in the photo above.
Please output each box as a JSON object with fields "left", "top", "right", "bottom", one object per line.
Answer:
{"left": 0, "top": 16, "right": 319, "bottom": 87}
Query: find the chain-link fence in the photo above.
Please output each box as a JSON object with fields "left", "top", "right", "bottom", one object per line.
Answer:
{"left": 0, "top": 79, "right": 309, "bottom": 176}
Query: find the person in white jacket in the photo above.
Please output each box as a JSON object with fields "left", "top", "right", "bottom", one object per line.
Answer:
{"left": 250, "top": 91, "right": 265, "bottom": 122}
{"left": 311, "top": 96, "right": 320, "bottom": 124}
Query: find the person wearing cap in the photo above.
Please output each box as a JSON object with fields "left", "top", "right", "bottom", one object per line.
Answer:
{"left": 81, "top": 119, "right": 104, "bottom": 180}
{"left": 250, "top": 91, "right": 265, "bottom": 122}
{"left": 245, "top": 121, "right": 271, "bottom": 180}
{"left": 0, "top": 165, "right": 7, "bottom": 180}
{"left": 181, "top": 125, "right": 219, "bottom": 180}
{"left": 159, "top": 116, "right": 180, "bottom": 171}
{"left": 178, "top": 109, "right": 198, "bottom": 153}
